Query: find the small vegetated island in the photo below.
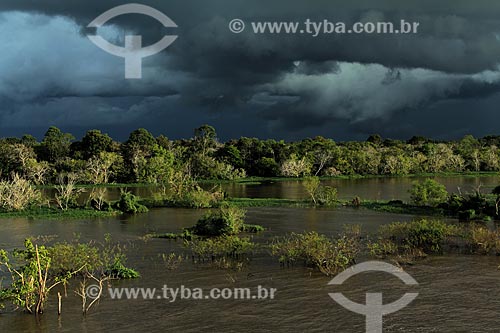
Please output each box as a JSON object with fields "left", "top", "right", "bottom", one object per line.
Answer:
{"left": 1, "top": 125, "right": 500, "bottom": 315}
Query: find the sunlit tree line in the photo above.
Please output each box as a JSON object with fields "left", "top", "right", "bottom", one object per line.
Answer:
{"left": 0, "top": 126, "right": 499, "bottom": 184}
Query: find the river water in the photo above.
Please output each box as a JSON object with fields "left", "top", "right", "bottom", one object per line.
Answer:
{"left": 1, "top": 176, "right": 499, "bottom": 332}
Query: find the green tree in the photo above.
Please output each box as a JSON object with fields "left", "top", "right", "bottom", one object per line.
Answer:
{"left": 280, "top": 154, "right": 311, "bottom": 177}
{"left": 38, "top": 127, "right": 74, "bottom": 163}
{"left": 85, "top": 152, "right": 121, "bottom": 184}
{"left": 80, "top": 130, "right": 113, "bottom": 159}
{"left": 216, "top": 145, "right": 243, "bottom": 168}
{"left": 303, "top": 176, "right": 320, "bottom": 204}
{"left": 367, "top": 134, "right": 383, "bottom": 145}
{"left": 156, "top": 135, "right": 171, "bottom": 150}
{"left": 193, "top": 124, "right": 217, "bottom": 157}
{"left": 458, "top": 135, "right": 481, "bottom": 171}
{"left": 409, "top": 179, "right": 448, "bottom": 207}
{"left": 138, "top": 145, "right": 174, "bottom": 184}
{"left": 122, "top": 129, "right": 157, "bottom": 182}
{"left": 20, "top": 135, "right": 38, "bottom": 148}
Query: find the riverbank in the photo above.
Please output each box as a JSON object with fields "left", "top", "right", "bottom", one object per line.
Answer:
{"left": 33, "top": 171, "right": 500, "bottom": 189}
{"left": 0, "top": 207, "right": 117, "bottom": 219}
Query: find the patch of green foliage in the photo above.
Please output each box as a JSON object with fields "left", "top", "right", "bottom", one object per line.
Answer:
{"left": 190, "top": 207, "right": 246, "bottom": 236}
{"left": 106, "top": 259, "right": 140, "bottom": 279}
{"left": 378, "top": 219, "right": 460, "bottom": 253}
{"left": 188, "top": 207, "right": 265, "bottom": 236}
{"left": 0, "top": 235, "right": 138, "bottom": 314}
{"left": 369, "top": 219, "right": 500, "bottom": 263}
{"left": 409, "top": 179, "right": 449, "bottom": 207}
{"left": 270, "top": 226, "right": 361, "bottom": 276}
{"left": 185, "top": 235, "right": 256, "bottom": 262}
{"left": 241, "top": 224, "right": 265, "bottom": 233}
{"left": 302, "top": 176, "right": 338, "bottom": 206}
{"left": 147, "top": 229, "right": 194, "bottom": 241}
{"left": 114, "top": 190, "right": 148, "bottom": 214}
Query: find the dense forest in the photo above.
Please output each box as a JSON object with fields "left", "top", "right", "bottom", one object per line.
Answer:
{"left": 1, "top": 125, "right": 500, "bottom": 185}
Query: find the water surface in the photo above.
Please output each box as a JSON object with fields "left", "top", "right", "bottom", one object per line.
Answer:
{"left": 2, "top": 177, "right": 500, "bottom": 332}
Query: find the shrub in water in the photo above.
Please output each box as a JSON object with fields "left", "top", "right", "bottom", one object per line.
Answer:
{"left": 191, "top": 207, "right": 246, "bottom": 236}
{"left": 106, "top": 259, "right": 140, "bottom": 279}
{"left": 115, "top": 190, "right": 148, "bottom": 214}
{"left": 378, "top": 219, "right": 459, "bottom": 253}
{"left": 271, "top": 228, "right": 360, "bottom": 276}
{"left": 186, "top": 235, "right": 255, "bottom": 261}
{"left": 302, "top": 176, "right": 338, "bottom": 206}
{"left": 469, "top": 225, "right": 500, "bottom": 255}
{"left": 409, "top": 179, "right": 448, "bottom": 207}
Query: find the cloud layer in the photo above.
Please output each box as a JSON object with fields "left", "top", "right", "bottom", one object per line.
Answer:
{"left": 0, "top": 1, "right": 500, "bottom": 140}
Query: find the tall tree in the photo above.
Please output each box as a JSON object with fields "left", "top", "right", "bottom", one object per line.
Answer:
{"left": 38, "top": 127, "right": 74, "bottom": 163}
{"left": 122, "top": 128, "right": 157, "bottom": 182}
{"left": 80, "top": 130, "right": 113, "bottom": 159}
{"left": 194, "top": 124, "right": 217, "bottom": 156}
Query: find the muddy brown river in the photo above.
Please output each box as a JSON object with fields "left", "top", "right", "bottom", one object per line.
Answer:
{"left": 1, "top": 176, "right": 500, "bottom": 332}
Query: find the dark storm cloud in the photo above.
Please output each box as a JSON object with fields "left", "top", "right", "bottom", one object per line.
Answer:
{"left": 0, "top": 0, "right": 500, "bottom": 140}
{"left": 3, "top": 0, "right": 500, "bottom": 73}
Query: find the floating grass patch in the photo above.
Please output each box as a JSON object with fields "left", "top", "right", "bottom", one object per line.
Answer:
{"left": 368, "top": 219, "right": 500, "bottom": 264}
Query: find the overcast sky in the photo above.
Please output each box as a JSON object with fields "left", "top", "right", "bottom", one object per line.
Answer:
{"left": 0, "top": 0, "right": 499, "bottom": 141}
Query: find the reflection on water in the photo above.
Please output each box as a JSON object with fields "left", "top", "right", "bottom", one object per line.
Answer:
{"left": 41, "top": 175, "right": 500, "bottom": 203}
{"left": 1, "top": 176, "right": 500, "bottom": 332}
{"left": 221, "top": 175, "right": 500, "bottom": 201}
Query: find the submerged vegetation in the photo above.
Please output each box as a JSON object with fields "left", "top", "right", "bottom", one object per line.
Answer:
{"left": 2, "top": 128, "right": 500, "bottom": 302}
{"left": 369, "top": 219, "right": 500, "bottom": 263}
{"left": 148, "top": 207, "right": 264, "bottom": 240}
{"left": 303, "top": 176, "right": 338, "bottom": 206}
{"left": 0, "top": 235, "right": 138, "bottom": 315}
{"left": 191, "top": 207, "right": 246, "bottom": 236}
{"left": 3, "top": 125, "right": 500, "bottom": 323}
{"left": 409, "top": 179, "right": 448, "bottom": 207}
{"left": 185, "top": 235, "right": 256, "bottom": 269}
{"left": 270, "top": 226, "right": 361, "bottom": 276}
{"left": 158, "top": 214, "right": 500, "bottom": 275}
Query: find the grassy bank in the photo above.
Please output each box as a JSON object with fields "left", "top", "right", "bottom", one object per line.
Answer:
{"left": 224, "top": 198, "right": 309, "bottom": 207}
{"left": 358, "top": 200, "right": 446, "bottom": 216}
{"left": 0, "top": 207, "right": 118, "bottom": 220}
{"left": 203, "top": 171, "right": 500, "bottom": 184}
